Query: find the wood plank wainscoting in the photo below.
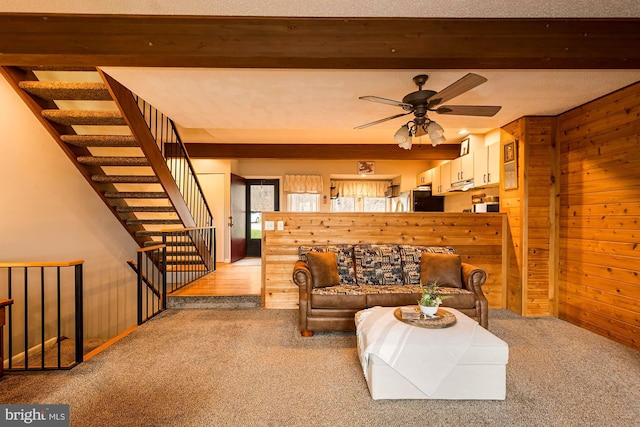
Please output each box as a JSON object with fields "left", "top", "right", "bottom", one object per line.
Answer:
{"left": 501, "top": 117, "right": 557, "bottom": 318}
{"left": 261, "top": 213, "right": 506, "bottom": 310}
{"left": 556, "top": 82, "right": 640, "bottom": 350}
{"left": 498, "top": 81, "right": 640, "bottom": 350}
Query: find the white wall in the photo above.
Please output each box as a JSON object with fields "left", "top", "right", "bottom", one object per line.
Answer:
{"left": 0, "top": 75, "right": 139, "bottom": 341}
{"left": 191, "top": 159, "right": 230, "bottom": 262}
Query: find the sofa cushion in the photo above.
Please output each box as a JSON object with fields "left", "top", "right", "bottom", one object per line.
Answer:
{"left": 311, "top": 294, "right": 367, "bottom": 309}
{"left": 399, "top": 245, "right": 456, "bottom": 285}
{"left": 310, "top": 284, "right": 476, "bottom": 309}
{"left": 306, "top": 251, "right": 340, "bottom": 288}
{"left": 420, "top": 253, "right": 463, "bottom": 289}
{"left": 299, "top": 245, "right": 356, "bottom": 284}
{"left": 310, "top": 284, "right": 368, "bottom": 308}
{"left": 439, "top": 287, "right": 478, "bottom": 309}
{"left": 354, "top": 244, "right": 403, "bottom": 285}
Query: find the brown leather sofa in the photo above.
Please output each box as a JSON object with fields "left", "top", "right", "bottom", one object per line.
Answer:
{"left": 292, "top": 244, "right": 488, "bottom": 336}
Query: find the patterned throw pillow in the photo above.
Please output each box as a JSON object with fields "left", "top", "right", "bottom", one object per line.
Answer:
{"left": 354, "top": 244, "right": 403, "bottom": 285}
{"left": 399, "top": 245, "right": 456, "bottom": 284}
{"left": 298, "top": 245, "right": 356, "bottom": 284}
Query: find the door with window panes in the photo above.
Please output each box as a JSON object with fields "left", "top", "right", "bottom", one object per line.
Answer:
{"left": 246, "top": 179, "right": 280, "bottom": 257}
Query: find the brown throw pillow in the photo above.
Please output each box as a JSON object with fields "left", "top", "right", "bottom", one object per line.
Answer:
{"left": 306, "top": 251, "right": 340, "bottom": 288}
{"left": 420, "top": 253, "right": 463, "bottom": 288}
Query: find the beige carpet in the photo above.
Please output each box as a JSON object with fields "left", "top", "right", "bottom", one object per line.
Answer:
{"left": 1, "top": 309, "right": 638, "bottom": 426}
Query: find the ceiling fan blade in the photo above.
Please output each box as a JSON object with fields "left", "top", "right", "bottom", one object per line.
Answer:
{"left": 435, "top": 105, "right": 502, "bottom": 117}
{"left": 359, "top": 95, "right": 414, "bottom": 110}
{"left": 354, "top": 112, "right": 412, "bottom": 129}
{"left": 427, "top": 73, "right": 488, "bottom": 107}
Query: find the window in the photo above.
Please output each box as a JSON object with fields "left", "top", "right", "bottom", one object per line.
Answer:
{"left": 283, "top": 174, "right": 323, "bottom": 212}
{"left": 330, "top": 179, "right": 390, "bottom": 212}
{"left": 332, "top": 197, "right": 387, "bottom": 212}
{"left": 288, "top": 193, "right": 319, "bottom": 212}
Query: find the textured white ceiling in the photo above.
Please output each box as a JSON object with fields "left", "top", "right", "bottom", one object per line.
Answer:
{"left": 99, "top": 68, "right": 640, "bottom": 144}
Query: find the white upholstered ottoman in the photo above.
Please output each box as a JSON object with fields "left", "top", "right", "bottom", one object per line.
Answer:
{"left": 355, "top": 306, "right": 508, "bottom": 400}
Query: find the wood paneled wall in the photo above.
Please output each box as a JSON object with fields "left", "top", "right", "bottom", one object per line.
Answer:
{"left": 261, "top": 212, "right": 506, "bottom": 310}
{"left": 556, "top": 82, "right": 640, "bottom": 350}
{"left": 501, "top": 117, "right": 557, "bottom": 317}
{"left": 501, "top": 121, "right": 524, "bottom": 314}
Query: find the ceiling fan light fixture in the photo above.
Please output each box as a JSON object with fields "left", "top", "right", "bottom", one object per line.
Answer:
{"left": 356, "top": 73, "right": 500, "bottom": 150}
{"left": 430, "top": 135, "right": 446, "bottom": 147}
{"left": 398, "top": 138, "right": 413, "bottom": 150}
{"left": 427, "top": 121, "right": 444, "bottom": 139}
{"left": 394, "top": 124, "right": 411, "bottom": 144}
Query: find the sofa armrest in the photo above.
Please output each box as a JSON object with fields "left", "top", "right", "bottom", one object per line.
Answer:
{"left": 292, "top": 260, "right": 312, "bottom": 300}
{"left": 461, "top": 262, "right": 486, "bottom": 291}
{"left": 461, "top": 262, "right": 489, "bottom": 328}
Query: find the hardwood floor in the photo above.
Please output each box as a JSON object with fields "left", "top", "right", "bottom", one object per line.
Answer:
{"left": 169, "top": 257, "right": 261, "bottom": 296}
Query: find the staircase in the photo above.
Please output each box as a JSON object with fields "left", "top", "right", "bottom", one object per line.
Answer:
{"left": 1, "top": 66, "right": 214, "bottom": 276}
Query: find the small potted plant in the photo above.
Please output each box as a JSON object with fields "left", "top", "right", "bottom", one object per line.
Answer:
{"left": 417, "top": 281, "right": 450, "bottom": 317}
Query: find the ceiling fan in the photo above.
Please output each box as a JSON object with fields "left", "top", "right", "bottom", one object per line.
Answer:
{"left": 355, "top": 73, "right": 501, "bottom": 149}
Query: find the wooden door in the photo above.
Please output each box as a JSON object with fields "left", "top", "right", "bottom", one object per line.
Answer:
{"left": 230, "top": 173, "right": 246, "bottom": 262}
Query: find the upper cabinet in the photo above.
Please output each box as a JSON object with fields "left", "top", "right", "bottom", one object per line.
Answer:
{"left": 473, "top": 143, "right": 500, "bottom": 187}
{"left": 416, "top": 169, "right": 432, "bottom": 187}
{"left": 450, "top": 154, "right": 474, "bottom": 183}
{"left": 416, "top": 135, "right": 500, "bottom": 195}
{"left": 433, "top": 162, "right": 452, "bottom": 195}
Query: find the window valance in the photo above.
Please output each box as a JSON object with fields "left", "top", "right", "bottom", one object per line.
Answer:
{"left": 283, "top": 175, "right": 324, "bottom": 194}
{"left": 331, "top": 180, "right": 390, "bottom": 198}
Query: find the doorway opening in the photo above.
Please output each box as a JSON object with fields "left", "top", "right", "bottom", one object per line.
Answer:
{"left": 246, "top": 179, "right": 280, "bottom": 257}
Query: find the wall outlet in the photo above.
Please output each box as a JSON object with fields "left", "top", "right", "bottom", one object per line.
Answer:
{"left": 277, "top": 221, "right": 284, "bottom": 230}
{"left": 264, "top": 221, "right": 275, "bottom": 231}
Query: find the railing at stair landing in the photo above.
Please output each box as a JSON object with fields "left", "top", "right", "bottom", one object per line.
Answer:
{"left": 132, "top": 226, "right": 216, "bottom": 325}
{"left": 131, "top": 96, "right": 217, "bottom": 323}
{"left": 135, "top": 95, "right": 215, "bottom": 268}
{"left": 0, "top": 261, "right": 84, "bottom": 372}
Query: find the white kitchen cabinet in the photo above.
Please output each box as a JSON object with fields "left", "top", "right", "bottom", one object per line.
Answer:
{"left": 450, "top": 154, "right": 474, "bottom": 183}
{"left": 416, "top": 169, "right": 432, "bottom": 187}
{"left": 433, "top": 162, "right": 451, "bottom": 195}
{"left": 487, "top": 143, "right": 500, "bottom": 185}
{"left": 473, "top": 143, "right": 500, "bottom": 187}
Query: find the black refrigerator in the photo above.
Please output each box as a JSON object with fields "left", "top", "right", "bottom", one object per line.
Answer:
{"left": 411, "top": 189, "right": 444, "bottom": 212}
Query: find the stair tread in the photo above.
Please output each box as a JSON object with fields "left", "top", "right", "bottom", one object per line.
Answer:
{"left": 19, "top": 81, "right": 111, "bottom": 101}
{"left": 143, "top": 240, "right": 193, "bottom": 246}
{"left": 61, "top": 135, "right": 138, "bottom": 147}
{"left": 92, "top": 175, "right": 159, "bottom": 183}
{"left": 42, "top": 109, "right": 125, "bottom": 126}
{"left": 135, "top": 230, "right": 174, "bottom": 236}
{"left": 125, "top": 219, "right": 182, "bottom": 225}
{"left": 78, "top": 156, "right": 149, "bottom": 166}
{"left": 106, "top": 191, "right": 168, "bottom": 199}
{"left": 116, "top": 206, "right": 176, "bottom": 213}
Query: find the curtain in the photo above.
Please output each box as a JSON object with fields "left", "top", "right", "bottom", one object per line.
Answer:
{"left": 283, "top": 175, "right": 323, "bottom": 193}
{"left": 331, "top": 180, "right": 390, "bottom": 198}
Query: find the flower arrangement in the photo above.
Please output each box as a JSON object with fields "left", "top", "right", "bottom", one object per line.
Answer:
{"left": 417, "top": 281, "right": 451, "bottom": 307}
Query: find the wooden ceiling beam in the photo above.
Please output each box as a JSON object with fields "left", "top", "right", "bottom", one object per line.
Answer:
{"left": 182, "top": 143, "right": 461, "bottom": 160}
{"left": 0, "top": 14, "right": 639, "bottom": 68}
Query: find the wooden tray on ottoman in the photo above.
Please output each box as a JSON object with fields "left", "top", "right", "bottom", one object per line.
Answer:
{"left": 394, "top": 306, "right": 457, "bottom": 328}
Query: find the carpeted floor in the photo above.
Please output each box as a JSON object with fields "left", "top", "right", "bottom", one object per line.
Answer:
{"left": 1, "top": 309, "right": 638, "bottom": 426}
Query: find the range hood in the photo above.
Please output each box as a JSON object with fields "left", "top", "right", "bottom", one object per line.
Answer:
{"left": 448, "top": 179, "right": 475, "bottom": 192}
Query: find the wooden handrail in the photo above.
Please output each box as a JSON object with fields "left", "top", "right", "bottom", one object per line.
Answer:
{"left": 135, "top": 245, "right": 166, "bottom": 253}
{"left": 160, "top": 225, "right": 216, "bottom": 233}
{"left": 0, "top": 260, "right": 84, "bottom": 268}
